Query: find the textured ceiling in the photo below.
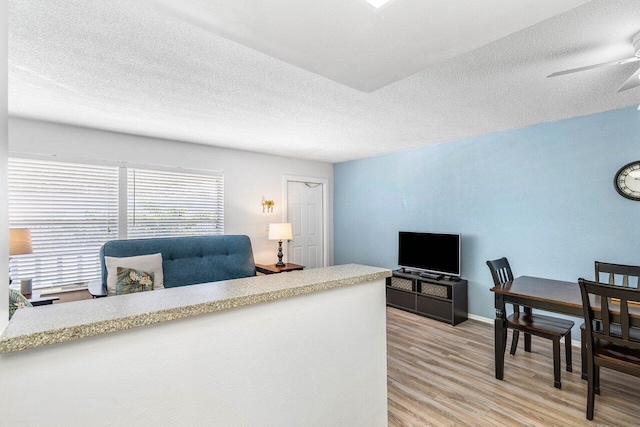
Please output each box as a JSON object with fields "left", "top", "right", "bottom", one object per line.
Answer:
{"left": 151, "top": 0, "right": 589, "bottom": 92}
{"left": 8, "top": 0, "right": 640, "bottom": 163}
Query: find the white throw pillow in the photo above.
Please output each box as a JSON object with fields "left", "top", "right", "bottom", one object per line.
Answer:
{"left": 105, "top": 253, "right": 164, "bottom": 296}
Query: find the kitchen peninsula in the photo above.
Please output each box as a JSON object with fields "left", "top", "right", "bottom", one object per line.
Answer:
{"left": 0, "top": 264, "right": 390, "bottom": 426}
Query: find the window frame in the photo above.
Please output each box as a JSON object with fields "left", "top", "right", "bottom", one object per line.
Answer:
{"left": 8, "top": 154, "right": 224, "bottom": 292}
{"left": 125, "top": 164, "right": 225, "bottom": 239}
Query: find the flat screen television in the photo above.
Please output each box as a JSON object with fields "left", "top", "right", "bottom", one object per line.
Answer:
{"left": 398, "top": 232, "right": 460, "bottom": 277}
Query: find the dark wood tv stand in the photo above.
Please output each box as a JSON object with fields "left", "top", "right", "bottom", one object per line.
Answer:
{"left": 386, "top": 269, "right": 468, "bottom": 325}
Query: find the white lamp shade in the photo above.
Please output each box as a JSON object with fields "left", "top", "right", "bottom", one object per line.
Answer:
{"left": 9, "top": 228, "right": 33, "bottom": 256}
{"left": 268, "top": 223, "right": 293, "bottom": 241}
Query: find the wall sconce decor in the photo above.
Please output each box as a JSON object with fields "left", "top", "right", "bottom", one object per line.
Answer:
{"left": 262, "top": 197, "right": 274, "bottom": 213}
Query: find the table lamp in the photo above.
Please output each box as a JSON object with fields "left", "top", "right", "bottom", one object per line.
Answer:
{"left": 9, "top": 228, "right": 33, "bottom": 293}
{"left": 268, "top": 223, "right": 292, "bottom": 267}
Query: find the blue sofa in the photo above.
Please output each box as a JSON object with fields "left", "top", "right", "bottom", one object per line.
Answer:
{"left": 89, "top": 235, "right": 256, "bottom": 297}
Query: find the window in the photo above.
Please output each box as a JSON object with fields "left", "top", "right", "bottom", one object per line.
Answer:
{"left": 8, "top": 158, "right": 119, "bottom": 290}
{"left": 127, "top": 167, "right": 224, "bottom": 238}
{"left": 8, "top": 157, "right": 224, "bottom": 291}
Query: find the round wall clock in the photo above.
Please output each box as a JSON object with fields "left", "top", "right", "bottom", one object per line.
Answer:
{"left": 614, "top": 161, "right": 640, "bottom": 201}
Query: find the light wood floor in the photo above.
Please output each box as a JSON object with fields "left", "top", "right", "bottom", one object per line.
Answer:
{"left": 51, "top": 289, "right": 92, "bottom": 303}
{"left": 386, "top": 307, "right": 640, "bottom": 427}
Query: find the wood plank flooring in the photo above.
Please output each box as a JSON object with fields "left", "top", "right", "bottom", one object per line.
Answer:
{"left": 386, "top": 307, "right": 640, "bottom": 427}
{"left": 50, "top": 289, "right": 92, "bottom": 303}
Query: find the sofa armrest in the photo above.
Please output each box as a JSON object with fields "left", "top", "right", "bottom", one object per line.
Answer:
{"left": 88, "top": 279, "right": 107, "bottom": 298}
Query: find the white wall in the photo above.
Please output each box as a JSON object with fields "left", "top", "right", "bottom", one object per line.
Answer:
{"left": 1, "top": 280, "right": 388, "bottom": 426}
{"left": 1, "top": 0, "right": 9, "bottom": 327}
{"left": 8, "top": 117, "right": 334, "bottom": 265}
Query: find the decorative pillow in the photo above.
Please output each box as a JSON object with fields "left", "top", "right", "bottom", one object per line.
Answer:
{"left": 9, "top": 288, "right": 33, "bottom": 319}
{"left": 105, "top": 253, "right": 164, "bottom": 296}
{"left": 116, "top": 267, "right": 154, "bottom": 295}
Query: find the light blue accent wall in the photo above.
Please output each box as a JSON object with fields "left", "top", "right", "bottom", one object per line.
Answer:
{"left": 334, "top": 106, "right": 640, "bottom": 322}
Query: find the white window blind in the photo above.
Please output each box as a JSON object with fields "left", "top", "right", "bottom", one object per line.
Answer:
{"left": 8, "top": 158, "right": 119, "bottom": 290}
{"left": 127, "top": 167, "right": 224, "bottom": 239}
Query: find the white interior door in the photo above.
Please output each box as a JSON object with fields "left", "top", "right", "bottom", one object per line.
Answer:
{"left": 287, "top": 181, "right": 324, "bottom": 269}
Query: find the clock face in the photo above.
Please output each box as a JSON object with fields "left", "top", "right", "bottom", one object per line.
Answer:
{"left": 614, "top": 161, "right": 640, "bottom": 201}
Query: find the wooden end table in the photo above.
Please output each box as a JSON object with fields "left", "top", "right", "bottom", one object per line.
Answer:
{"left": 255, "top": 263, "right": 305, "bottom": 275}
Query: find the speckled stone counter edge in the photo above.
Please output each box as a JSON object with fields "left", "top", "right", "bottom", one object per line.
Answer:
{"left": 0, "top": 268, "right": 391, "bottom": 353}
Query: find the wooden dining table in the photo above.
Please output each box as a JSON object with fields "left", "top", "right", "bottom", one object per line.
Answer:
{"left": 491, "top": 275, "right": 640, "bottom": 381}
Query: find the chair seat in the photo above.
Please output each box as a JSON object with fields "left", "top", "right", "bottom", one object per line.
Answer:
{"left": 508, "top": 312, "right": 574, "bottom": 336}
{"left": 594, "top": 338, "right": 640, "bottom": 368}
{"left": 580, "top": 323, "right": 640, "bottom": 379}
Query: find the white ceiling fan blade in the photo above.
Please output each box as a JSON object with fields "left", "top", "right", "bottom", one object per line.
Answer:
{"left": 547, "top": 56, "right": 640, "bottom": 78}
{"left": 618, "top": 66, "right": 640, "bottom": 92}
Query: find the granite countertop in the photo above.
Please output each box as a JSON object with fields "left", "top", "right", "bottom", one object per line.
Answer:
{"left": 0, "top": 264, "right": 391, "bottom": 354}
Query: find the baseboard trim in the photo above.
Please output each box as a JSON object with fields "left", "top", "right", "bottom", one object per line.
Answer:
{"left": 466, "top": 313, "right": 581, "bottom": 348}
{"left": 467, "top": 313, "right": 492, "bottom": 324}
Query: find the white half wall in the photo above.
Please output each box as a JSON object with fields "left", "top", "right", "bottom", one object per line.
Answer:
{"left": 8, "top": 117, "right": 334, "bottom": 265}
{"left": 0, "top": 279, "right": 388, "bottom": 426}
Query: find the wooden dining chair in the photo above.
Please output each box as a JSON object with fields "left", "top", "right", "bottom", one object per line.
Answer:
{"left": 578, "top": 278, "right": 640, "bottom": 420}
{"left": 486, "top": 257, "right": 521, "bottom": 355}
{"left": 580, "top": 262, "right": 640, "bottom": 379}
{"left": 487, "top": 257, "right": 574, "bottom": 388}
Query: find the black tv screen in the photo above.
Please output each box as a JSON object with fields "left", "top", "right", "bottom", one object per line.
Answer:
{"left": 398, "top": 232, "right": 460, "bottom": 276}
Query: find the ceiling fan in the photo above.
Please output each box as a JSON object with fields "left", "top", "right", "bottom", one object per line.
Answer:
{"left": 547, "top": 32, "right": 640, "bottom": 92}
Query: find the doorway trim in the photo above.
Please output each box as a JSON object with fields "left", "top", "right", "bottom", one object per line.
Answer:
{"left": 282, "top": 175, "right": 330, "bottom": 268}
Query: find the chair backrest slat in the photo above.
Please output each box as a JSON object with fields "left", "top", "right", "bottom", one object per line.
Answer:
{"left": 487, "top": 257, "right": 520, "bottom": 314}
{"left": 601, "top": 295, "right": 610, "bottom": 335}
{"left": 499, "top": 268, "right": 508, "bottom": 284}
{"left": 621, "top": 300, "right": 630, "bottom": 341}
{"left": 486, "top": 257, "right": 513, "bottom": 287}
